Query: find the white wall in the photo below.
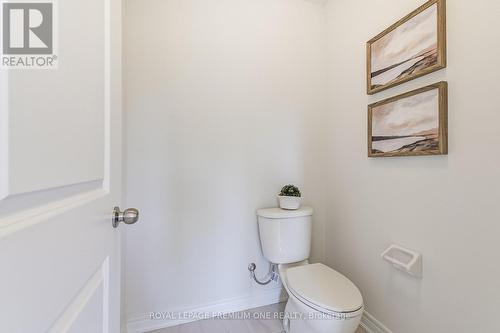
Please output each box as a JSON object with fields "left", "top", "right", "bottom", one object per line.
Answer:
{"left": 123, "top": 0, "right": 328, "bottom": 326}
{"left": 325, "top": 1, "right": 500, "bottom": 332}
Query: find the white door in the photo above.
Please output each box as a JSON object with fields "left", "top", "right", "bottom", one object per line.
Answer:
{"left": 0, "top": 0, "right": 126, "bottom": 332}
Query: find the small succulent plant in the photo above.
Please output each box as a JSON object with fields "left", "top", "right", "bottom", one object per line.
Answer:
{"left": 279, "top": 184, "right": 301, "bottom": 197}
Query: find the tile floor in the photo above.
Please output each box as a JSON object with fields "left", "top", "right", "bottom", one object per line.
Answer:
{"left": 150, "top": 303, "right": 365, "bottom": 333}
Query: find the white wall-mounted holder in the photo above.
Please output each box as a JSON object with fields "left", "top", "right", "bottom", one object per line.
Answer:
{"left": 381, "top": 244, "right": 423, "bottom": 278}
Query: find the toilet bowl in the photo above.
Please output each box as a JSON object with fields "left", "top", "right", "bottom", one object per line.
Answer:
{"left": 279, "top": 262, "right": 363, "bottom": 333}
{"left": 256, "top": 207, "right": 363, "bottom": 333}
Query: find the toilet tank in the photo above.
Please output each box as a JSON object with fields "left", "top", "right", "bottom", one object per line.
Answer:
{"left": 257, "top": 207, "right": 313, "bottom": 264}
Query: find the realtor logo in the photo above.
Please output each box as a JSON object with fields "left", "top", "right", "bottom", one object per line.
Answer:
{"left": 1, "top": 0, "right": 57, "bottom": 69}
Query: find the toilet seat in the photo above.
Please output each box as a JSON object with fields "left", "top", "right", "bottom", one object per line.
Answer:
{"left": 285, "top": 263, "right": 363, "bottom": 318}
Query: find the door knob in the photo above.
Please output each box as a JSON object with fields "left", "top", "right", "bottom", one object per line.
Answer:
{"left": 112, "top": 206, "right": 139, "bottom": 228}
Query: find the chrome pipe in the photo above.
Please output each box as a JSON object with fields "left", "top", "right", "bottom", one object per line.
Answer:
{"left": 248, "top": 262, "right": 279, "bottom": 285}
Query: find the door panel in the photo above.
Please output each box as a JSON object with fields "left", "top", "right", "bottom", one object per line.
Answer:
{"left": 6, "top": 0, "right": 106, "bottom": 196}
{"left": 0, "top": 70, "right": 8, "bottom": 200}
{"left": 0, "top": 0, "right": 122, "bottom": 332}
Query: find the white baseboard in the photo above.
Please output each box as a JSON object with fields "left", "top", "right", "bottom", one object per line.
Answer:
{"left": 360, "top": 311, "right": 393, "bottom": 333}
{"left": 126, "top": 287, "right": 286, "bottom": 333}
{"left": 126, "top": 289, "right": 391, "bottom": 333}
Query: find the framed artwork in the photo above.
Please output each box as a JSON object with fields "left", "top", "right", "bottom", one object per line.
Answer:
{"left": 368, "top": 82, "right": 448, "bottom": 158}
{"left": 366, "top": 0, "right": 446, "bottom": 95}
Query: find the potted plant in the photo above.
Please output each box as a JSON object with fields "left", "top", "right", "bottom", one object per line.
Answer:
{"left": 278, "top": 185, "right": 302, "bottom": 210}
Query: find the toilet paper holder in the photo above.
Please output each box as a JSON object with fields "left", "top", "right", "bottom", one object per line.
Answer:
{"left": 381, "top": 244, "right": 422, "bottom": 278}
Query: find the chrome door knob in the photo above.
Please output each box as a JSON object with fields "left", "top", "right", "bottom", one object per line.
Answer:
{"left": 112, "top": 206, "right": 139, "bottom": 228}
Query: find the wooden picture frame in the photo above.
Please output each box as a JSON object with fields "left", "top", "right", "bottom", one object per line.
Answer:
{"left": 366, "top": 0, "right": 446, "bottom": 95}
{"left": 368, "top": 82, "right": 448, "bottom": 158}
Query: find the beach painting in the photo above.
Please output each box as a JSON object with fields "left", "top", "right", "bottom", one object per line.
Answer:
{"left": 368, "top": 82, "right": 448, "bottom": 157}
{"left": 367, "top": 0, "right": 446, "bottom": 94}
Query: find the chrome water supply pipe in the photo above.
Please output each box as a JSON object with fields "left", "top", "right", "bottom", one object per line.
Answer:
{"left": 248, "top": 262, "right": 279, "bottom": 285}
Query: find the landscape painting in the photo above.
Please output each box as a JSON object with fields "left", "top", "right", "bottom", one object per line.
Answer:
{"left": 367, "top": 0, "right": 446, "bottom": 94}
{"left": 368, "top": 82, "right": 448, "bottom": 157}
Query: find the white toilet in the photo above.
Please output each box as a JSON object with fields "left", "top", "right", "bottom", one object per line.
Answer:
{"left": 257, "top": 207, "right": 363, "bottom": 333}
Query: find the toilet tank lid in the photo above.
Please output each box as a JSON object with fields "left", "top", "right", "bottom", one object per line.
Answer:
{"left": 257, "top": 207, "right": 313, "bottom": 219}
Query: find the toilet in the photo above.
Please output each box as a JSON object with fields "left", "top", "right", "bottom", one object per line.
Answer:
{"left": 257, "top": 207, "right": 363, "bottom": 333}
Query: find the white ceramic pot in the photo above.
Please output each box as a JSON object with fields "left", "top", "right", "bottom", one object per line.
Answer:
{"left": 278, "top": 195, "right": 301, "bottom": 210}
